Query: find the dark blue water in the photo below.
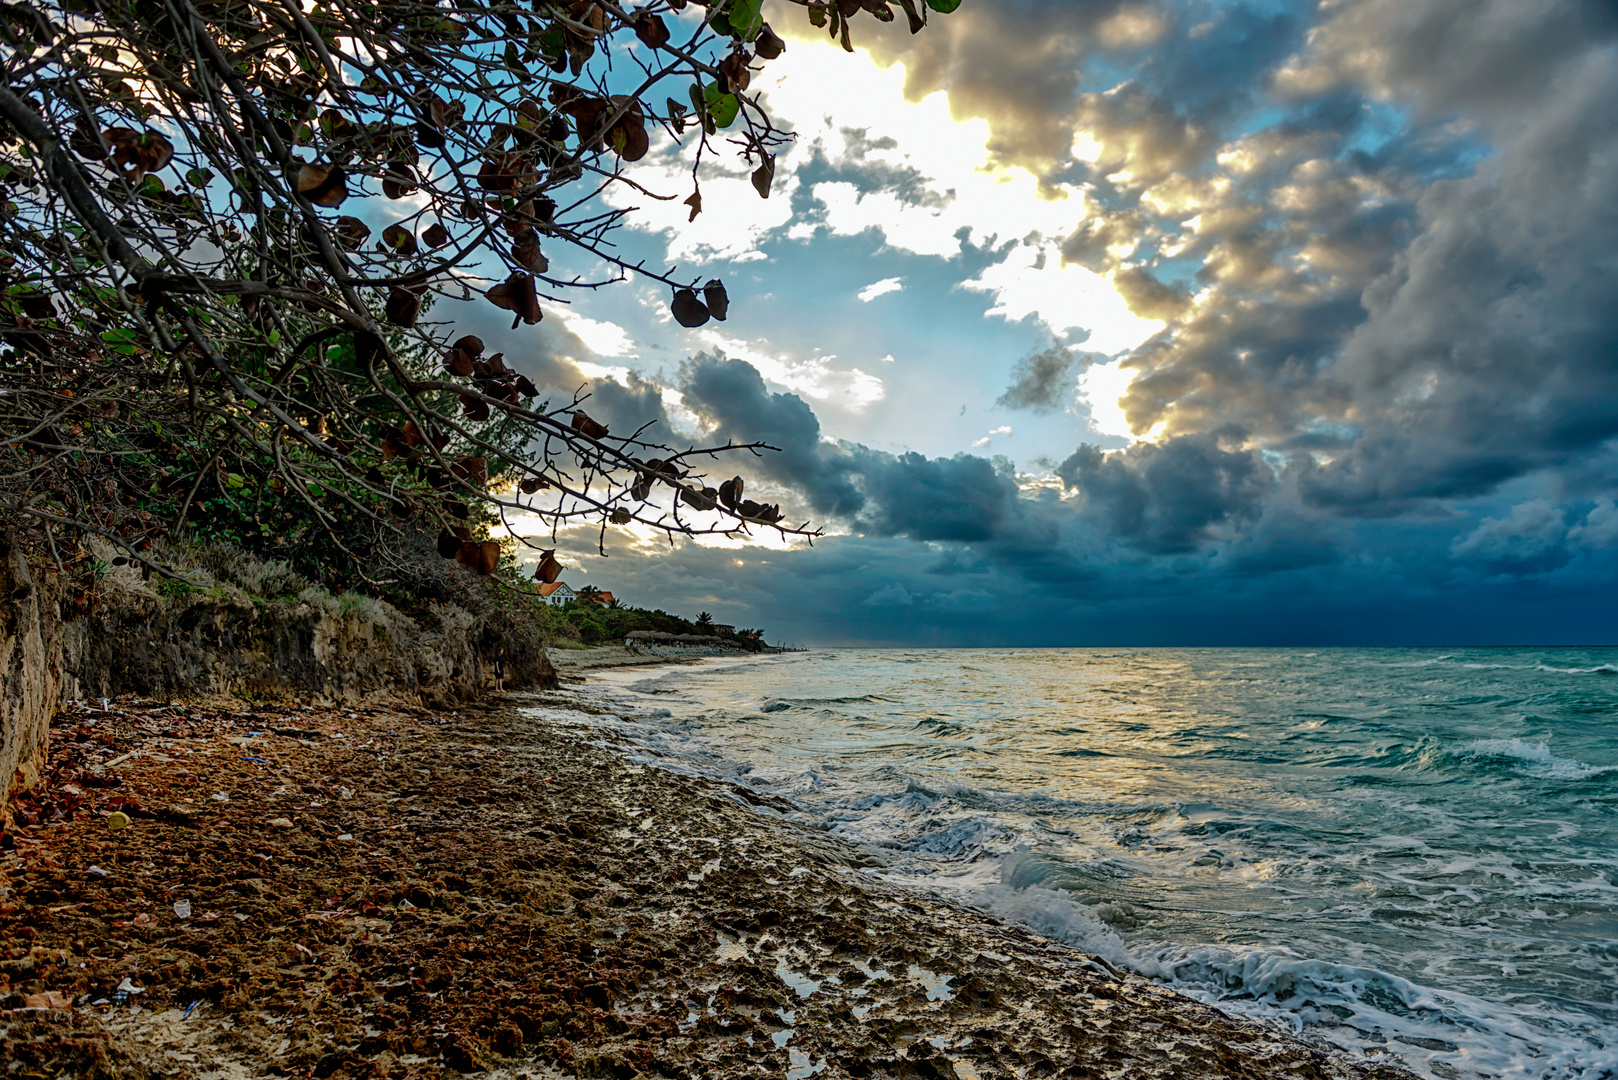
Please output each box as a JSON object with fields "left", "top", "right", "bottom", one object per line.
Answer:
{"left": 561, "top": 647, "right": 1618, "bottom": 1079}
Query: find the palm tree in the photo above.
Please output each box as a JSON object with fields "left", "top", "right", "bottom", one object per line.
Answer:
{"left": 696, "top": 611, "right": 714, "bottom": 630}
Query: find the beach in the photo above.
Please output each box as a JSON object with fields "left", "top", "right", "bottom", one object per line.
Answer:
{"left": 0, "top": 670, "right": 1415, "bottom": 1080}
{"left": 547, "top": 646, "right": 758, "bottom": 674}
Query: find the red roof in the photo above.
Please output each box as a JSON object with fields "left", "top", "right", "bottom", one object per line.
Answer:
{"left": 538, "top": 582, "right": 572, "bottom": 597}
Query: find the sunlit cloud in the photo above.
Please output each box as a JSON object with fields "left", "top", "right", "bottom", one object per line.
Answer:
{"left": 964, "top": 242, "right": 1164, "bottom": 356}
{"left": 698, "top": 330, "right": 886, "bottom": 414}
{"left": 556, "top": 312, "right": 639, "bottom": 358}
{"left": 858, "top": 276, "right": 906, "bottom": 302}
{"left": 1079, "top": 358, "right": 1147, "bottom": 442}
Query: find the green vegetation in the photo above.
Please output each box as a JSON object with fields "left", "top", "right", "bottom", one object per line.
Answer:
{"left": 543, "top": 593, "right": 766, "bottom": 650}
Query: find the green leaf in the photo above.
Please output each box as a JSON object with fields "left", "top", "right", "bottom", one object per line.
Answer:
{"left": 925, "top": 0, "right": 961, "bottom": 10}
{"left": 704, "top": 84, "right": 740, "bottom": 128}
{"left": 139, "top": 174, "right": 165, "bottom": 197}
{"left": 728, "top": 0, "right": 763, "bottom": 39}
{"left": 226, "top": 472, "right": 246, "bottom": 490}
{"left": 100, "top": 328, "right": 138, "bottom": 354}
{"left": 268, "top": 328, "right": 281, "bottom": 344}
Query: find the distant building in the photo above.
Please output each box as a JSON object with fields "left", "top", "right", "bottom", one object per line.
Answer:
{"left": 593, "top": 591, "right": 615, "bottom": 606}
{"left": 711, "top": 624, "right": 735, "bottom": 635}
{"left": 538, "top": 582, "right": 576, "bottom": 606}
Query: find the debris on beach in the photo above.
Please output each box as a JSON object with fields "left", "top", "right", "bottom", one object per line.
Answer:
{"left": 0, "top": 696, "right": 1415, "bottom": 1080}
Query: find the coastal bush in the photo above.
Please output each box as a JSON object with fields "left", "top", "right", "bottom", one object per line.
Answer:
{"left": 0, "top": 0, "right": 954, "bottom": 591}
{"left": 546, "top": 594, "right": 768, "bottom": 648}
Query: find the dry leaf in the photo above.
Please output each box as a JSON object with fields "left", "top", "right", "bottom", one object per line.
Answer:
{"left": 671, "top": 288, "right": 709, "bottom": 327}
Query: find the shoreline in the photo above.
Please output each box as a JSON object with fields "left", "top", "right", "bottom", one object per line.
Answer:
{"left": 1, "top": 688, "right": 1414, "bottom": 1080}
{"left": 546, "top": 645, "right": 768, "bottom": 676}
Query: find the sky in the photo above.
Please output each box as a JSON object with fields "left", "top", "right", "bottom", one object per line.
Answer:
{"left": 452, "top": 0, "right": 1618, "bottom": 646}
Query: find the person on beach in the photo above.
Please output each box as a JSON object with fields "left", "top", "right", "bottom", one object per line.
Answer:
{"left": 492, "top": 648, "right": 506, "bottom": 693}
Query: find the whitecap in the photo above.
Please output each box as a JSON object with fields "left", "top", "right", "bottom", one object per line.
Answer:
{"left": 1460, "top": 738, "right": 1615, "bottom": 780}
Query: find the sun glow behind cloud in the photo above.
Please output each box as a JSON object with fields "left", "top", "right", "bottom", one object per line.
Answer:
{"left": 606, "top": 35, "right": 1159, "bottom": 374}
{"left": 1079, "top": 358, "right": 1144, "bottom": 442}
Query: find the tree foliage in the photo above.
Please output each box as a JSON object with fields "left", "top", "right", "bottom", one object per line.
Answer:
{"left": 0, "top": 0, "right": 953, "bottom": 585}
{"left": 547, "top": 589, "right": 764, "bottom": 647}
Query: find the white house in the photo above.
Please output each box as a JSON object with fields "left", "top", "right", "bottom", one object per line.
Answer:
{"left": 538, "top": 582, "right": 576, "bottom": 606}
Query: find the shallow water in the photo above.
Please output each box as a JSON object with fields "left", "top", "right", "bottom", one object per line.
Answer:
{"left": 578, "top": 647, "right": 1618, "bottom": 1080}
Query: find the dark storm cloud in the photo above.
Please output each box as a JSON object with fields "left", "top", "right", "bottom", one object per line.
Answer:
{"left": 1449, "top": 499, "right": 1572, "bottom": 577}
{"left": 996, "top": 344, "right": 1082, "bottom": 412}
{"left": 676, "top": 353, "right": 866, "bottom": 517}
{"left": 802, "top": 0, "right": 1618, "bottom": 541}
{"left": 1277, "top": 0, "right": 1618, "bottom": 119}
{"left": 533, "top": 0, "right": 1618, "bottom": 646}
{"left": 1299, "top": 54, "right": 1618, "bottom": 511}
{"left": 532, "top": 355, "right": 1613, "bottom": 645}
{"left": 1057, "top": 435, "right": 1273, "bottom": 553}
{"left": 847, "top": 446, "right": 1024, "bottom": 542}
{"left": 676, "top": 354, "right": 1028, "bottom": 543}
{"left": 577, "top": 371, "right": 671, "bottom": 440}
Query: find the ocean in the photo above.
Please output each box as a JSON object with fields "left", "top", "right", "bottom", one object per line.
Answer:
{"left": 558, "top": 647, "right": 1618, "bottom": 1080}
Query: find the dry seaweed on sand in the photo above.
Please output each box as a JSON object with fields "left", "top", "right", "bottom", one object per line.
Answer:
{"left": 1, "top": 695, "right": 1418, "bottom": 1080}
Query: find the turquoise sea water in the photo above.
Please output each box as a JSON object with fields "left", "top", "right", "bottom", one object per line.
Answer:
{"left": 567, "top": 648, "right": 1618, "bottom": 1079}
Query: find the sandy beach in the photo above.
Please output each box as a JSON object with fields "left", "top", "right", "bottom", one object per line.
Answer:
{"left": 547, "top": 646, "right": 756, "bottom": 674}
{"left": 0, "top": 684, "right": 1414, "bottom": 1080}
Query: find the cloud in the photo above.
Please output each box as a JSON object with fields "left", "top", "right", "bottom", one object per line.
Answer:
{"left": 674, "top": 354, "right": 1036, "bottom": 546}
{"left": 555, "top": 312, "right": 638, "bottom": 359}
{"left": 845, "top": 1, "right": 1152, "bottom": 177}
{"left": 963, "top": 241, "right": 1165, "bottom": 355}
{"left": 677, "top": 353, "right": 867, "bottom": 518}
{"left": 858, "top": 276, "right": 906, "bottom": 302}
{"left": 697, "top": 331, "right": 886, "bottom": 414}
{"left": 526, "top": 350, "right": 1618, "bottom": 647}
{"left": 1451, "top": 499, "right": 1570, "bottom": 575}
{"left": 1297, "top": 51, "right": 1618, "bottom": 512}
{"left": 1569, "top": 500, "right": 1618, "bottom": 549}
{"left": 997, "top": 344, "right": 1081, "bottom": 412}
{"left": 862, "top": 582, "right": 914, "bottom": 607}
{"left": 1274, "top": 0, "right": 1614, "bottom": 119}
{"left": 513, "top": 1, "right": 1618, "bottom": 646}
{"left": 849, "top": 446, "right": 1026, "bottom": 542}
{"left": 1058, "top": 435, "right": 1274, "bottom": 553}
{"left": 602, "top": 133, "right": 800, "bottom": 263}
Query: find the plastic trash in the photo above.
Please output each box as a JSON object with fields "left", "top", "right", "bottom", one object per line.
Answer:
{"left": 21, "top": 991, "right": 70, "bottom": 1010}
{"left": 107, "top": 811, "right": 131, "bottom": 831}
{"left": 173, "top": 899, "right": 191, "bottom": 919}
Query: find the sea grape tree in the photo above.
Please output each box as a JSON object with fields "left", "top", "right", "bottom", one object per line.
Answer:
{"left": 0, "top": 0, "right": 955, "bottom": 583}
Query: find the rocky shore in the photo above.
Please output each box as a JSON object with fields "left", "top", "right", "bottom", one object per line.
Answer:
{"left": 0, "top": 682, "right": 1416, "bottom": 1080}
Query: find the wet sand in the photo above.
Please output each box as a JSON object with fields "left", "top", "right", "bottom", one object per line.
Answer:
{"left": 0, "top": 690, "right": 1415, "bottom": 1080}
